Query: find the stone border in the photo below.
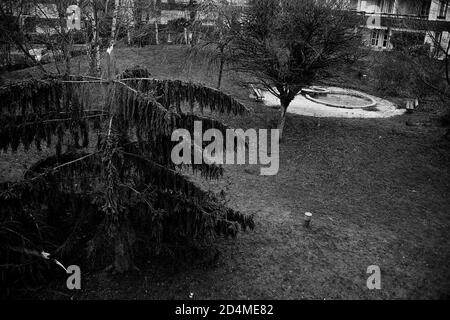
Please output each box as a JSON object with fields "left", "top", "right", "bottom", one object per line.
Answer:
{"left": 301, "top": 86, "right": 330, "bottom": 95}
{"left": 304, "top": 88, "right": 377, "bottom": 110}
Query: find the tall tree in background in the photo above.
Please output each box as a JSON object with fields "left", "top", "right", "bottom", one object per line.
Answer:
{"left": 0, "top": 0, "right": 138, "bottom": 77}
{"left": 373, "top": 0, "right": 450, "bottom": 138}
{"left": 189, "top": 0, "right": 242, "bottom": 89}
{"left": 87, "top": 0, "right": 102, "bottom": 74}
{"left": 0, "top": 0, "right": 77, "bottom": 76}
{"left": 110, "top": 0, "right": 120, "bottom": 44}
{"left": 231, "top": 0, "right": 361, "bottom": 139}
{"left": 391, "top": 0, "right": 449, "bottom": 96}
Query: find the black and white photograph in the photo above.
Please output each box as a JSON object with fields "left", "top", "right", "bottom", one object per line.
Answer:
{"left": 0, "top": 0, "right": 449, "bottom": 308}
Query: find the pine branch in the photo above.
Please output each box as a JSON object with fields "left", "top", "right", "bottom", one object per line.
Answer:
{"left": 119, "top": 77, "right": 250, "bottom": 115}
{"left": 122, "top": 151, "right": 214, "bottom": 203}
{"left": 124, "top": 140, "right": 224, "bottom": 180}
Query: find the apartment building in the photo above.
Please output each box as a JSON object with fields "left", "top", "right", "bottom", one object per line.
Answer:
{"left": 139, "top": 0, "right": 195, "bottom": 25}
{"left": 350, "top": 0, "right": 449, "bottom": 55}
{"left": 426, "top": 0, "right": 449, "bottom": 57}
{"left": 4, "top": 0, "right": 448, "bottom": 51}
{"left": 142, "top": 0, "right": 449, "bottom": 52}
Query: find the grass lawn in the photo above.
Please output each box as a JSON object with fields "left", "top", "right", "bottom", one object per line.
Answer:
{"left": 1, "top": 45, "right": 450, "bottom": 299}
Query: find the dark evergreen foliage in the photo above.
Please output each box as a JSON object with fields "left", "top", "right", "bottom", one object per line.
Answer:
{"left": 0, "top": 68, "right": 254, "bottom": 292}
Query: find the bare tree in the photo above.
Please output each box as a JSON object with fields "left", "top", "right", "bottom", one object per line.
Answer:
{"left": 231, "top": 0, "right": 361, "bottom": 139}
{"left": 0, "top": 0, "right": 61, "bottom": 74}
{"left": 379, "top": 4, "right": 450, "bottom": 138}
{"left": 390, "top": 0, "right": 450, "bottom": 99}
{"left": 0, "top": 0, "right": 100, "bottom": 76}
{"left": 189, "top": 0, "right": 242, "bottom": 89}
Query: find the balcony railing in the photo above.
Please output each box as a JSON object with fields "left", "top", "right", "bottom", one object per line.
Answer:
{"left": 354, "top": 11, "right": 450, "bottom": 32}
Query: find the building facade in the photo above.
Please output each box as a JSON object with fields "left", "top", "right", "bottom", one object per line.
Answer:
{"left": 137, "top": 0, "right": 449, "bottom": 52}
{"left": 3, "top": 0, "right": 449, "bottom": 52}
{"left": 350, "top": 0, "right": 449, "bottom": 56}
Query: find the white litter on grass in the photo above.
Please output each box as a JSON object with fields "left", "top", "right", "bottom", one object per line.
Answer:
{"left": 41, "top": 251, "right": 51, "bottom": 259}
{"left": 41, "top": 250, "right": 68, "bottom": 272}
{"left": 260, "top": 87, "right": 405, "bottom": 118}
{"left": 28, "top": 48, "right": 44, "bottom": 62}
{"left": 107, "top": 45, "right": 114, "bottom": 55}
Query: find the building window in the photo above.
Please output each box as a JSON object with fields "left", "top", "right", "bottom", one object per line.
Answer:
{"left": 420, "top": 0, "right": 431, "bottom": 16}
{"left": 371, "top": 29, "right": 390, "bottom": 48}
{"left": 382, "top": 30, "right": 390, "bottom": 48}
{"left": 371, "top": 30, "right": 379, "bottom": 46}
{"left": 432, "top": 31, "right": 444, "bottom": 57}
{"left": 435, "top": 31, "right": 443, "bottom": 46}
{"left": 438, "top": 0, "right": 448, "bottom": 19}
{"left": 382, "top": 30, "right": 389, "bottom": 47}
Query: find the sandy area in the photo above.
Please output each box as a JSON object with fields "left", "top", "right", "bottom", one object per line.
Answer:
{"left": 260, "top": 87, "right": 405, "bottom": 118}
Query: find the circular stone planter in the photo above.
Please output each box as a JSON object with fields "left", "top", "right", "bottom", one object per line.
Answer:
{"left": 259, "top": 86, "right": 403, "bottom": 118}
{"left": 301, "top": 86, "right": 329, "bottom": 96}
{"left": 304, "top": 89, "right": 377, "bottom": 110}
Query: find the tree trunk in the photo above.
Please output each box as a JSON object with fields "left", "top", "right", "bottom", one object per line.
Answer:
{"left": 184, "top": 27, "right": 188, "bottom": 45}
{"left": 89, "top": 0, "right": 100, "bottom": 75}
{"left": 101, "top": 117, "right": 137, "bottom": 274}
{"left": 64, "top": 40, "right": 71, "bottom": 76}
{"left": 111, "top": 0, "right": 120, "bottom": 44}
{"left": 57, "top": 3, "right": 72, "bottom": 76}
{"left": 278, "top": 104, "right": 288, "bottom": 141}
{"left": 445, "top": 39, "right": 449, "bottom": 86}
{"left": 217, "top": 55, "right": 224, "bottom": 89}
{"left": 126, "top": 0, "right": 134, "bottom": 46}
{"left": 105, "top": 0, "right": 110, "bottom": 14}
{"left": 155, "top": 22, "right": 159, "bottom": 45}
{"left": 113, "top": 231, "right": 135, "bottom": 273}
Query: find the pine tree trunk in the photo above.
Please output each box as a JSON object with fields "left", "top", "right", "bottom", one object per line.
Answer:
{"left": 101, "top": 117, "right": 136, "bottom": 274}
{"left": 108, "top": 219, "right": 136, "bottom": 274}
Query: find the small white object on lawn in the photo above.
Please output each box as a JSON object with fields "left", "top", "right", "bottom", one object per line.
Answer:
{"left": 304, "top": 212, "right": 312, "bottom": 227}
{"left": 107, "top": 44, "right": 114, "bottom": 55}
